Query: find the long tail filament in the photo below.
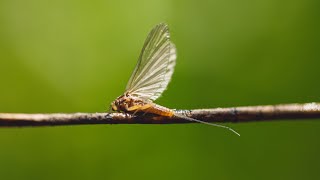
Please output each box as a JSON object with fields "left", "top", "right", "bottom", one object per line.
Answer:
{"left": 174, "top": 113, "right": 240, "bottom": 136}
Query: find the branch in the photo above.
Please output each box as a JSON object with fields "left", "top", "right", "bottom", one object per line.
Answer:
{"left": 0, "top": 103, "right": 320, "bottom": 127}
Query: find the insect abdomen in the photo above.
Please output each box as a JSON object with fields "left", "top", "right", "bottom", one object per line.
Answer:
{"left": 147, "top": 104, "right": 174, "bottom": 117}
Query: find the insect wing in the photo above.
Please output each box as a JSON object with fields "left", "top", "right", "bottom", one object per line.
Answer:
{"left": 125, "top": 23, "right": 176, "bottom": 101}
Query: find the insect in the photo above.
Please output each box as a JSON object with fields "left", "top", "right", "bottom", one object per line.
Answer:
{"left": 111, "top": 23, "right": 240, "bottom": 136}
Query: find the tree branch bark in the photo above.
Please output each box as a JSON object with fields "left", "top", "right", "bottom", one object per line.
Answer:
{"left": 0, "top": 103, "right": 320, "bottom": 127}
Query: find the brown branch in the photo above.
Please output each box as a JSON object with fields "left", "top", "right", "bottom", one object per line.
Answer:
{"left": 0, "top": 103, "right": 320, "bottom": 127}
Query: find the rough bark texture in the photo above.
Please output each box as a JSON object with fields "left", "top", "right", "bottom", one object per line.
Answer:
{"left": 0, "top": 103, "right": 319, "bottom": 127}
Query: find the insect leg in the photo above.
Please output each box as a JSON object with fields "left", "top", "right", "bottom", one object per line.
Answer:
{"left": 126, "top": 105, "right": 140, "bottom": 111}
{"left": 132, "top": 104, "right": 153, "bottom": 116}
{"left": 125, "top": 105, "right": 144, "bottom": 116}
{"left": 140, "top": 104, "right": 154, "bottom": 115}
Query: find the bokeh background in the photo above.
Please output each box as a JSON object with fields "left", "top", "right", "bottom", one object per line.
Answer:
{"left": 0, "top": 0, "right": 320, "bottom": 179}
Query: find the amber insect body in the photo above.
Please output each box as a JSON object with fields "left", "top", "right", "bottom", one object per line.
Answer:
{"left": 112, "top": 93, "right": 174, "bottom": 117}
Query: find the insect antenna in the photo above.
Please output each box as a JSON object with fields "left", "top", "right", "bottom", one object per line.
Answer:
{"left": 174, "top": 113, "right": 240, "bottom": 136}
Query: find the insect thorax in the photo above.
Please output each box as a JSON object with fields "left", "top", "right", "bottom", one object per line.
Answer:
{"left": 111, "top": 93, "right": 149, "bottom": 113}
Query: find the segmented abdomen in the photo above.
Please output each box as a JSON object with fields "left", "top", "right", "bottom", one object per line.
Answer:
{"left": 146, "top": 104, "right": 174, "bottom": 117}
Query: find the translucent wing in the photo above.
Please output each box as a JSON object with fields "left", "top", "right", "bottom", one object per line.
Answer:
{"left": 125, "top": 23, "right": 176, "bottom": 101}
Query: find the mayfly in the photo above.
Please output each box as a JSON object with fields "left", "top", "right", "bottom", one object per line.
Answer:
{"left": 111, "top": 23, "right": 240, "bottom": 136}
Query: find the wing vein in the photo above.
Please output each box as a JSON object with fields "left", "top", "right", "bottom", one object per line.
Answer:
{"left": 125, "top": 23, "right": 176, "bottom": 101}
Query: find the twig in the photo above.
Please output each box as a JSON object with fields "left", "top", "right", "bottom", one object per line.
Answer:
{"left": 0, "top": 103, "right": 320, "bottom": 127}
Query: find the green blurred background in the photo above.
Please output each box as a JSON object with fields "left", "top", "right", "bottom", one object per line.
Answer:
{"left": 0, "top": 0, "right": 319, "bottom": 179}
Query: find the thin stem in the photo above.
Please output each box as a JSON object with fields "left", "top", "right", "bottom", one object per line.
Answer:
{"left": 0, "top": 103, "right": 319, "bottom": 127}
